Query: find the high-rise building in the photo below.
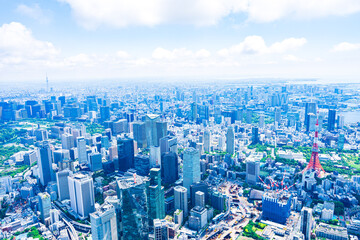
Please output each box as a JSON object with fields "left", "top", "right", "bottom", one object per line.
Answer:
{"left": 154, "top": 219, "right": 169, "bottom": 240}
{"left": 305, "top": 102, "right": 317, "bottom": 129}
{"left": 211, "top": 191, "right": 225, "bottom": 211}
{"left": 147, "top": 168, "right": 165, "bottom": 225}
{"left": 251, "top": 127, "right": 259, "bottom": 144}
{"left": 38, "top": 192, "right": 51, "bottom": 223}
{"left": 101, "top": 135, "right": 110, "bottom": 150}
{"left": 190, "top": 102, "right": 197, "bottom": 121}
{"left": 306, "top": 113, "right": 316, "bottom": 132}
{"left": 161, "top": 152, "right": 178, "bottom": 184}
{"left": 328, "top": 109, "right": 336, "bottom": 131}
{"left": 89, "top": 152, "right": 102, "bottom": 172}
{"left": 61, "top": 133, "right": 74, "bottom": 150}
{"left": 156, "top": 121, "right": 168, "bottom": 147}
{"left": 100, "top": 106, "right": 110, "bottom": 122}
{"left": 53, "top": 149, "right": 70, "bottom": 168}
{"left": 112, "top": 119, "right": 128, "bottom": 135}
{"left": 203, "top": 130, "right": 211, "bottom": 153}
{"left": 274, "top": 107, "right": 281, "bottom": 123}
{"left": 195, "top": 191, "right": 205, "bottom": 208}
{"left": 77, "top": 137, "right": 87, "bottom": 164}
{"left": 246, "top": 160, "right": 260, "bottom": 185}
{"left": 145, "top": 114, "right": 160, "bottom": 147}
{"left": 190, "top": 182, "right": 209, "bottom": 207}
{"left": 150, "top": 146, "right": 161, "bottom": 168}
{"left": 132, "top": 121, "right": 147, "bottom": 148}
{"left": 159, "top": 136, "right": 177, "bottom": 155}
{"left": 226, "top": 126, "right": 235, "bottom": 155}
{"left": 183, "top": 148, "right": 200, "bottom": 196}
{"left": 197, "top": 104, "right": 209, "bottom": 122}
{"left": 116, "top": 136, "right": 134, "bottom": 172}
{"left": 262, "top": 191, "right": 292, "bottom": 224}
{"left": 90, "top": 203, "right": 118, "bottom": 240}
{"left": 68, "top": 173, "right": 95, "bottom": 218}
{"left": 38, "top": 141, "right": 54, "bottom": 186}
{"left": 300, "top": 207, "right": 313, "bottom": 240}
{"left": 56, "top": 169, "right": 72, "bottom": 201}
{"left": 50, "top": 209, "right": 60, "bottom": 225}
{"left": 174, "top": 186, "right": 188, "bottom": 217}
{"left": 190, "top": 206, "right": 207, "bottom": 229}
{"left": 116, "top": 171, "right": 149, "bottom": 239}
{"left": 134, "top": 154, "right": 150, "bottom": 176}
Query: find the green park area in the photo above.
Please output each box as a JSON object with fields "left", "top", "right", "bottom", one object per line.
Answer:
{"left": 242, "top": 221, "right": 267, "bottom": 240}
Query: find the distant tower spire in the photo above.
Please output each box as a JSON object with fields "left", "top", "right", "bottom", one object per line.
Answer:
{"left": 46, "top": 73, "right": 49, "bottom": 92}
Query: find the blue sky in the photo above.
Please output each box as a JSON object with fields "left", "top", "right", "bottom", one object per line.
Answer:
{"left": 0, "top": 0, "right": 360, "bottom": 82}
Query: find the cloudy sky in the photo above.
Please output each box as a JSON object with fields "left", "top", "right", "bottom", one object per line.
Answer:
{"left": 0, "top": 0, "right": 360, "bottom": 82}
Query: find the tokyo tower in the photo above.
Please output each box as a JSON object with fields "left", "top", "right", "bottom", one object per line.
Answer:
{"left": 302, "top": 113, "right": 326, "bottom": 178}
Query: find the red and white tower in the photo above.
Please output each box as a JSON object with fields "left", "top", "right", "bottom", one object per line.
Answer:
{"left": 302, "top": 112, "right": 326, "bottom": 178}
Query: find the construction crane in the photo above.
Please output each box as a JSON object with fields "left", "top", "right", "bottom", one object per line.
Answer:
{"left": 281, "top": 171, "right": 286, "bottom": 190}
{"left": 133, "top": 173, "right": 137, "bottom": 184}
{"left": 258, "top": 176, "right": 270, "bottom": 189}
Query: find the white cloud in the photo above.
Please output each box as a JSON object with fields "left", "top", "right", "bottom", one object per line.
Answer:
{"left": 16, "top": 4, "right": 51, "bottom": 24}
{"left": 218, "top": 36, "right": 306, "bottom": 56}
{"left": 0, "top": 22, "right": 59, "bottom": 65}
{"left": 116, "top": 50, "right": 130, "bottom": 59}
{"left": 244, "top": 0, "right": 360, "bottom": 22}
{"left": 332, "top": 42, "right": 360, "bottom": 52}
{"left": 283, "top": 54, "right": 304, "bottom": 62}
{"left": 59, "top": 0, "right": 360, "bottom": 28}
{"left": 152, "top": 47, "right": 210, "bottom": 60}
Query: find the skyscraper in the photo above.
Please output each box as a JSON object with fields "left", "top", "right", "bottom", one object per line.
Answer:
{"left": 145, "top": 114, "right": 160, "bottom": 147}
{"left": 203, "top": 130, "right": 211, "bottom": 153}
{"left": 262, "top": 191, "right": 292, "bottom": 224}
{"left": 100, "top": 106, "right": 110, "bottom": 122}
{"left": 156, "top": 121, "right": 168, "bottom": 147}
{"left": 77, "top": 137, "right": 87, "bottom": 164}
{"left": 38, "top": 141, "right": 54, "bottom": 186}
{"left": 195, "top": 191, "right": 205, "bottom": 208}
{"left": 116, "top": 171, "right": 149, "bottom": 239}
{"left": 56, "top": 169, "right": 72, "bottom": 201}
{"left": 38, "top": 192, "right": 51, "bottom": 223}
{"left": 300, "top": 207, "right": 313, "bottom": 240}
{"left": 251, "top": 127, "right": 259, "bottom": 144}
{"left": 90, "top": 204, "right": 118, "bottom": 240}
{"left": 305, "top": 102, "right": 317, "bottom": 129}
{"left": 190, "top": 102, "right": 197, "bottom": 121}
{"left": 174, "top": 186, "right": 188, "bottom": 217}
{"left": 246, "top": 159, "right": 260, "bottom": 185}
{"left": 161, "top": 152, "right": 178, "bottom": 184}
{"left": 226, "top": 126, "right": 235, "bottom": 155}
{"left": 61, "top": 133, "right": 74, "bottom": 150}
{"left": 116, "top": 136, "right": 134, "bottom": 172}
{"left": 132, "top": 121, "right": 147, "bottom": 148}
{"left": 68, "top": 173, "right": 95, "bottom": 218}
{"left": 306, "top": 113, "right": 317, "bottom": 132}
{"left": 147, "top": 168, "right": 165, "bottom": 225}
{"left": 159, "top": 136, "right": 177, "bottom": 155}
{"left": 328, "top": 109, "right": 336, "bottom": 131}
{"left": 183, "top": 148, "right": 200, "bottom": 196}
{"left": 89, "top": 152, "right": 102, "bottom": 172}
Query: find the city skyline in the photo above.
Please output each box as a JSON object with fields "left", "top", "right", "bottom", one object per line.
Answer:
{"left": 0, "top": 0, "right": 360, "bottom": 82}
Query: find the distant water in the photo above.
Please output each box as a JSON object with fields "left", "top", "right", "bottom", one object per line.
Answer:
{"left": 342, "top": 111, "right": 360, "bottom": 124}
